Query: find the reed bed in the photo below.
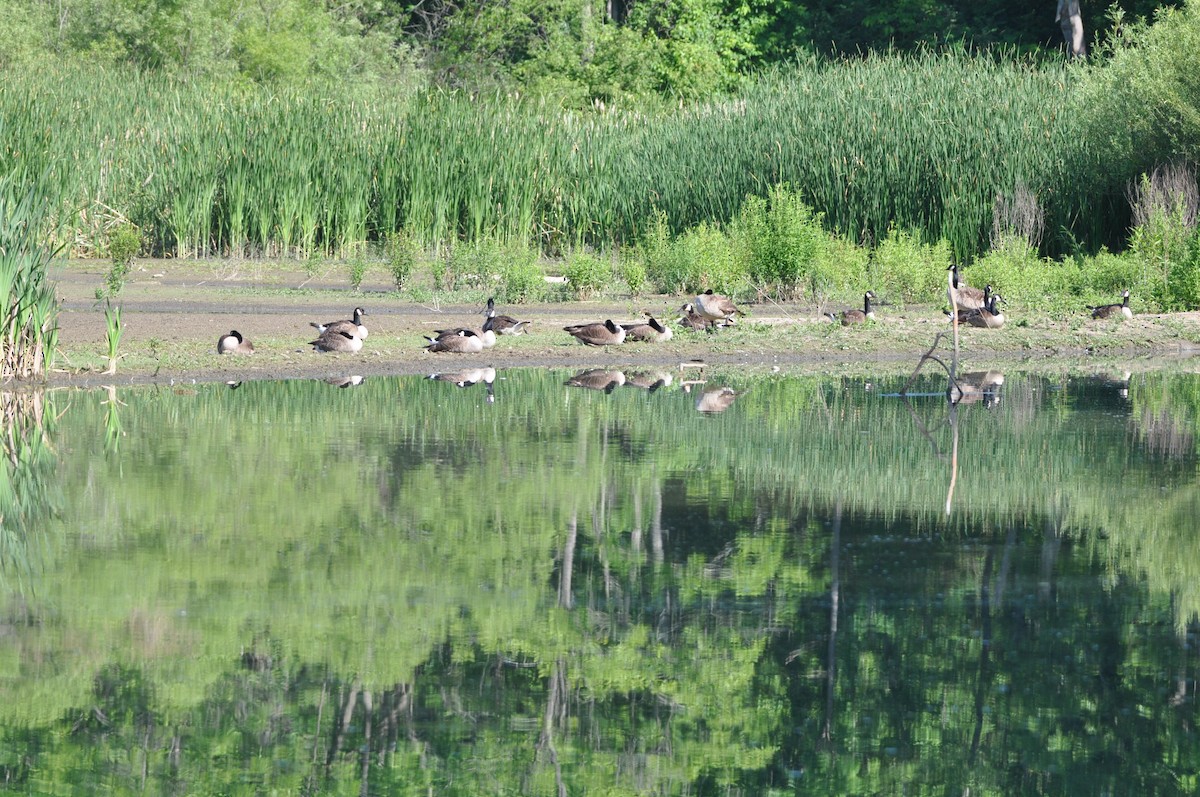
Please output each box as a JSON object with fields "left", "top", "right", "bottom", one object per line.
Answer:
{"left": 0, "top": 176, "right": 59, "bottom": 381}
{"left": 0, "top": 54, "right": 1111, "bottom": 260}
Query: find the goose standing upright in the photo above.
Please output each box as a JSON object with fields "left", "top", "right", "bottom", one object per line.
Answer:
{"left": 693, "top": 289, "right": 743, "bottom": 330}
{"left": 947, "top": 264, "right": 986, "bottom": 311}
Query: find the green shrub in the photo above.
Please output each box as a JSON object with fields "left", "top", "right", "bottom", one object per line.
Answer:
{"left": 493, "top": 244, "right": 544, "bottom": 303}
{"left": 1081, "top": 4, "right": 1200, "bottom": 173}
{"left": 642, "top": 216, "right": 745, "bottom": 296}
{"left": 564, "top": 252, "right": 613, "bottom": 299}
{"left": 1129, "top": 207, "right": 1200, "bottom": 310}
{"left": 431, "top": 248, "right": 459, "bottom": 292}
{"left": 735, "top": 185, "right": 833, "bottom": 299}
{"left": 869, "top": 227, "right": 950, "bottom": 305}
{"left": 347, "top": 253, "right": 368, "bottom": 291}
{"left": 619, "top": 255, "right": 648, "bottom": 298}
{"left": 103, "top": 223, "right": 141, "bottom": 298}
{"left": 969, "top": 238, "right": 1080, "bottom": 310}
{"left": 1074, "top": 248, "right": 1143, "bottom": 302}
{"left": 383, "top": 229, "right": 418, "bottom": 291}
{"left": 640, "top": 211, "right": 684, "bottom": 292}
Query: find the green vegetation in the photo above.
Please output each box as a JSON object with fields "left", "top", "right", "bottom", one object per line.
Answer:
{"left": 0, "top": 54, "right": 1096, "bottom": 261}
{"left": 3, "top": 1, "right": 1200, "bottom": 384}
{"left": 102, "top": 301, "right": 122, "bottom": 374}
{"left": 100, "top": 222, "right": 140, "bottom": 299}
{"left": 0, "top": 177, "right": 58, "bottom": 380}
{"left": 2, "top": 368, "right": 1200, "bottom": 792}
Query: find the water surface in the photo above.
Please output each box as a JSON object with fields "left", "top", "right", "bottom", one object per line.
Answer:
{"left": 2, "top": 365, "right": 1198, "bottom": 795}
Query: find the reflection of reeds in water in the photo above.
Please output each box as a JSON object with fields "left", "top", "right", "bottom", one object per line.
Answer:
{"left": 1136, "top": 406, "right": 1194, "bottom": 459}
{"left": 102, "top": 385, "right": 125, "bottom": 455}
{"left": 0, "top": 390, "right": 60, "bottom": 587}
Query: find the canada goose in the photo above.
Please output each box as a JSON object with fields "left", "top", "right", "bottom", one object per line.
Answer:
{"left": 677, "top": 303, "right": 712, "bottom": 331}
{"left": 310, "top": 329, "right": 363, "bottom": 352}
{"left": 482, "top": 297, "right": 531, "bottom": 335}
{"left": 324, "top": 375, "right": 365, "bottom": 388}
{"left": 432, "top": 327, "right": 497, "bottom": 348}
{"left": 1089, "top": 290, "right": 1133, "bottom": 320}
{"left": 946, "top": 264, "right": 987, "bottom": 311}
{"left": 622, "top": 316, "right": 674, "bottom": 342}
{"left": 424, "top": 329, "right": 487, "bottom": 353}
{"left": 839, "top": 291, "right": 876, "bottom": 325}
{"left": 695, "top": 386, "right": 738, "bottom": 413}
{"left": 946, "top": 285, "right": 994, "bottom": 324}
{"left": 429, "top": 367, "right": 497, "bottom": 388}
{"left": 965, "top": 292, "right": 1006, "bottom": 328}
{"left": 217, "top": 330, "right": 254, "bottom": 354}
{"left": 693, "top": 289, "right": 744, "bottom": 329}
{"left": 311, "top": 307, "right": 368, "bottom": 339}
{"left": 565, "top": 369, "right": 626, "bottom": 393}
{"left": 948, "top": 370, "right": 1004, "bottom": 407}
{"left": 624, "top": 369, "right": 674, "bottom": 391}
{"left": 564, "top": 319, "right": 626, "bottom": 346}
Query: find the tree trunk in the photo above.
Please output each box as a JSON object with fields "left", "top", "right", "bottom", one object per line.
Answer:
{"left": 1056, "top": 0, "right": 1086, "bottom": 57}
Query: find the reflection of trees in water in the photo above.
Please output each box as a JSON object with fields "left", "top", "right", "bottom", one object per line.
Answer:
{"left": 0, "top": 390, "right": 59, "bottom": 589}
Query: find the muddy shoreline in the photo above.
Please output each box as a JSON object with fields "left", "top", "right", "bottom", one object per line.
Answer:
{"left": 40, "top": 260, "right": 1200, "bottom": 388}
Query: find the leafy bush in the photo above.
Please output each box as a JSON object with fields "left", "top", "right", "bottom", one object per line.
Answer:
{"left": 869, "top": 227, "right": 950, "bottom": 305}
{"left": 433, "top": 239, "right": 544, "bottom": 301}
{"left": 102, "top": 223, "right": 141, "bottom": 298}
{"left": 734, "top": 185, "right": 832, "bottom": 299}
{"left": 969, "top": 238, "right": 1080, "bottom": 310}
{"left": 383, "top": 229, "right": 418, "bottom": 291}
{"left": 1081, "top": 4, "right": 1200, "bottom": 173}
{"left": 619, "top": 255, "right": 648, "bottom": 298}
{"left": 493, "top": 244, "right": 544, "bottom": 303}
{"left": 1129, "top": 207, "right": 1200, "bottom": 310}
{"left": 564, "top": 252, "right": 613, "bottom": 299}
{"left": 640, "top": 211, "right": 683, "bottom": 292}
{"left": 347, "top": 253, "right": 368, "bottom": 290}
{"left": 1074, "top": 248, "right": 1143, "bottom": 301}
{"left": 641, "top": 213, "right": 746, "bottom": 295}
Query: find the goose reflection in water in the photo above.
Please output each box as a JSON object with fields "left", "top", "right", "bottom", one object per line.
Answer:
{"left": 624, "top": 369, "right": 674, "bottom": 392}
{"left": 325, "top": 375, "right": 366, "bottom": 389}
{"left": 429, "top": 367, "right": 497, "bottom": 402}
{"left": 947, "top": 370, "right": 1004, "bottom": 408}
{"left": 565, "top": 369, "right": 626, "bottom": 393}
{"left": 695, "top": 386, "right": 738, "bottom": 413}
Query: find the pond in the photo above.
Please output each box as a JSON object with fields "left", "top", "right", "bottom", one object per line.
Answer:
{"left": 2, "top": 363, "right": 1199, "bottom": 795}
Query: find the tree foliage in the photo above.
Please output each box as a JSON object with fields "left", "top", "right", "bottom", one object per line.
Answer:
{"left": 0, "top": 0, "right": 1184, "bottom": 101}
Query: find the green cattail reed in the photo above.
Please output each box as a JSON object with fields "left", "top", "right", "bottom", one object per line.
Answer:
{"left": 1, "top": 55, "right": 1104, "bottom": 263}
{"left": 102, "top": 302, "right": 122, "bottom": 375}
{"left": 0, "top": 174, "right": 59, "bottom": 382}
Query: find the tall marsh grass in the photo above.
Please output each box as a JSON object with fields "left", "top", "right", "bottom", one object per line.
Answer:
{"left": 0, "top": 54, "right": 1108, "bottom": 262}
{"left": 0, "top": 177, "right": 58, "bottom": 381}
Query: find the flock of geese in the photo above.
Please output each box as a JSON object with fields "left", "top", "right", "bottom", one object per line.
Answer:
{"left": 214, "top": 289, "right": 750, "bottom": 356}
{"left": 216, "top": 268, "right": 1135, "bottom": 356}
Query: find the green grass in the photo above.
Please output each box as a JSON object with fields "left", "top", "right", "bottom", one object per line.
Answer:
{"left": 1, "top": 54, "right": 1108, "bottom": 264}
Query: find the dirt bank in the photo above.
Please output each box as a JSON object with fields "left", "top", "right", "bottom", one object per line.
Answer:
{"left": 43, "top": 260, "right": 1200, "bottom": 387}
